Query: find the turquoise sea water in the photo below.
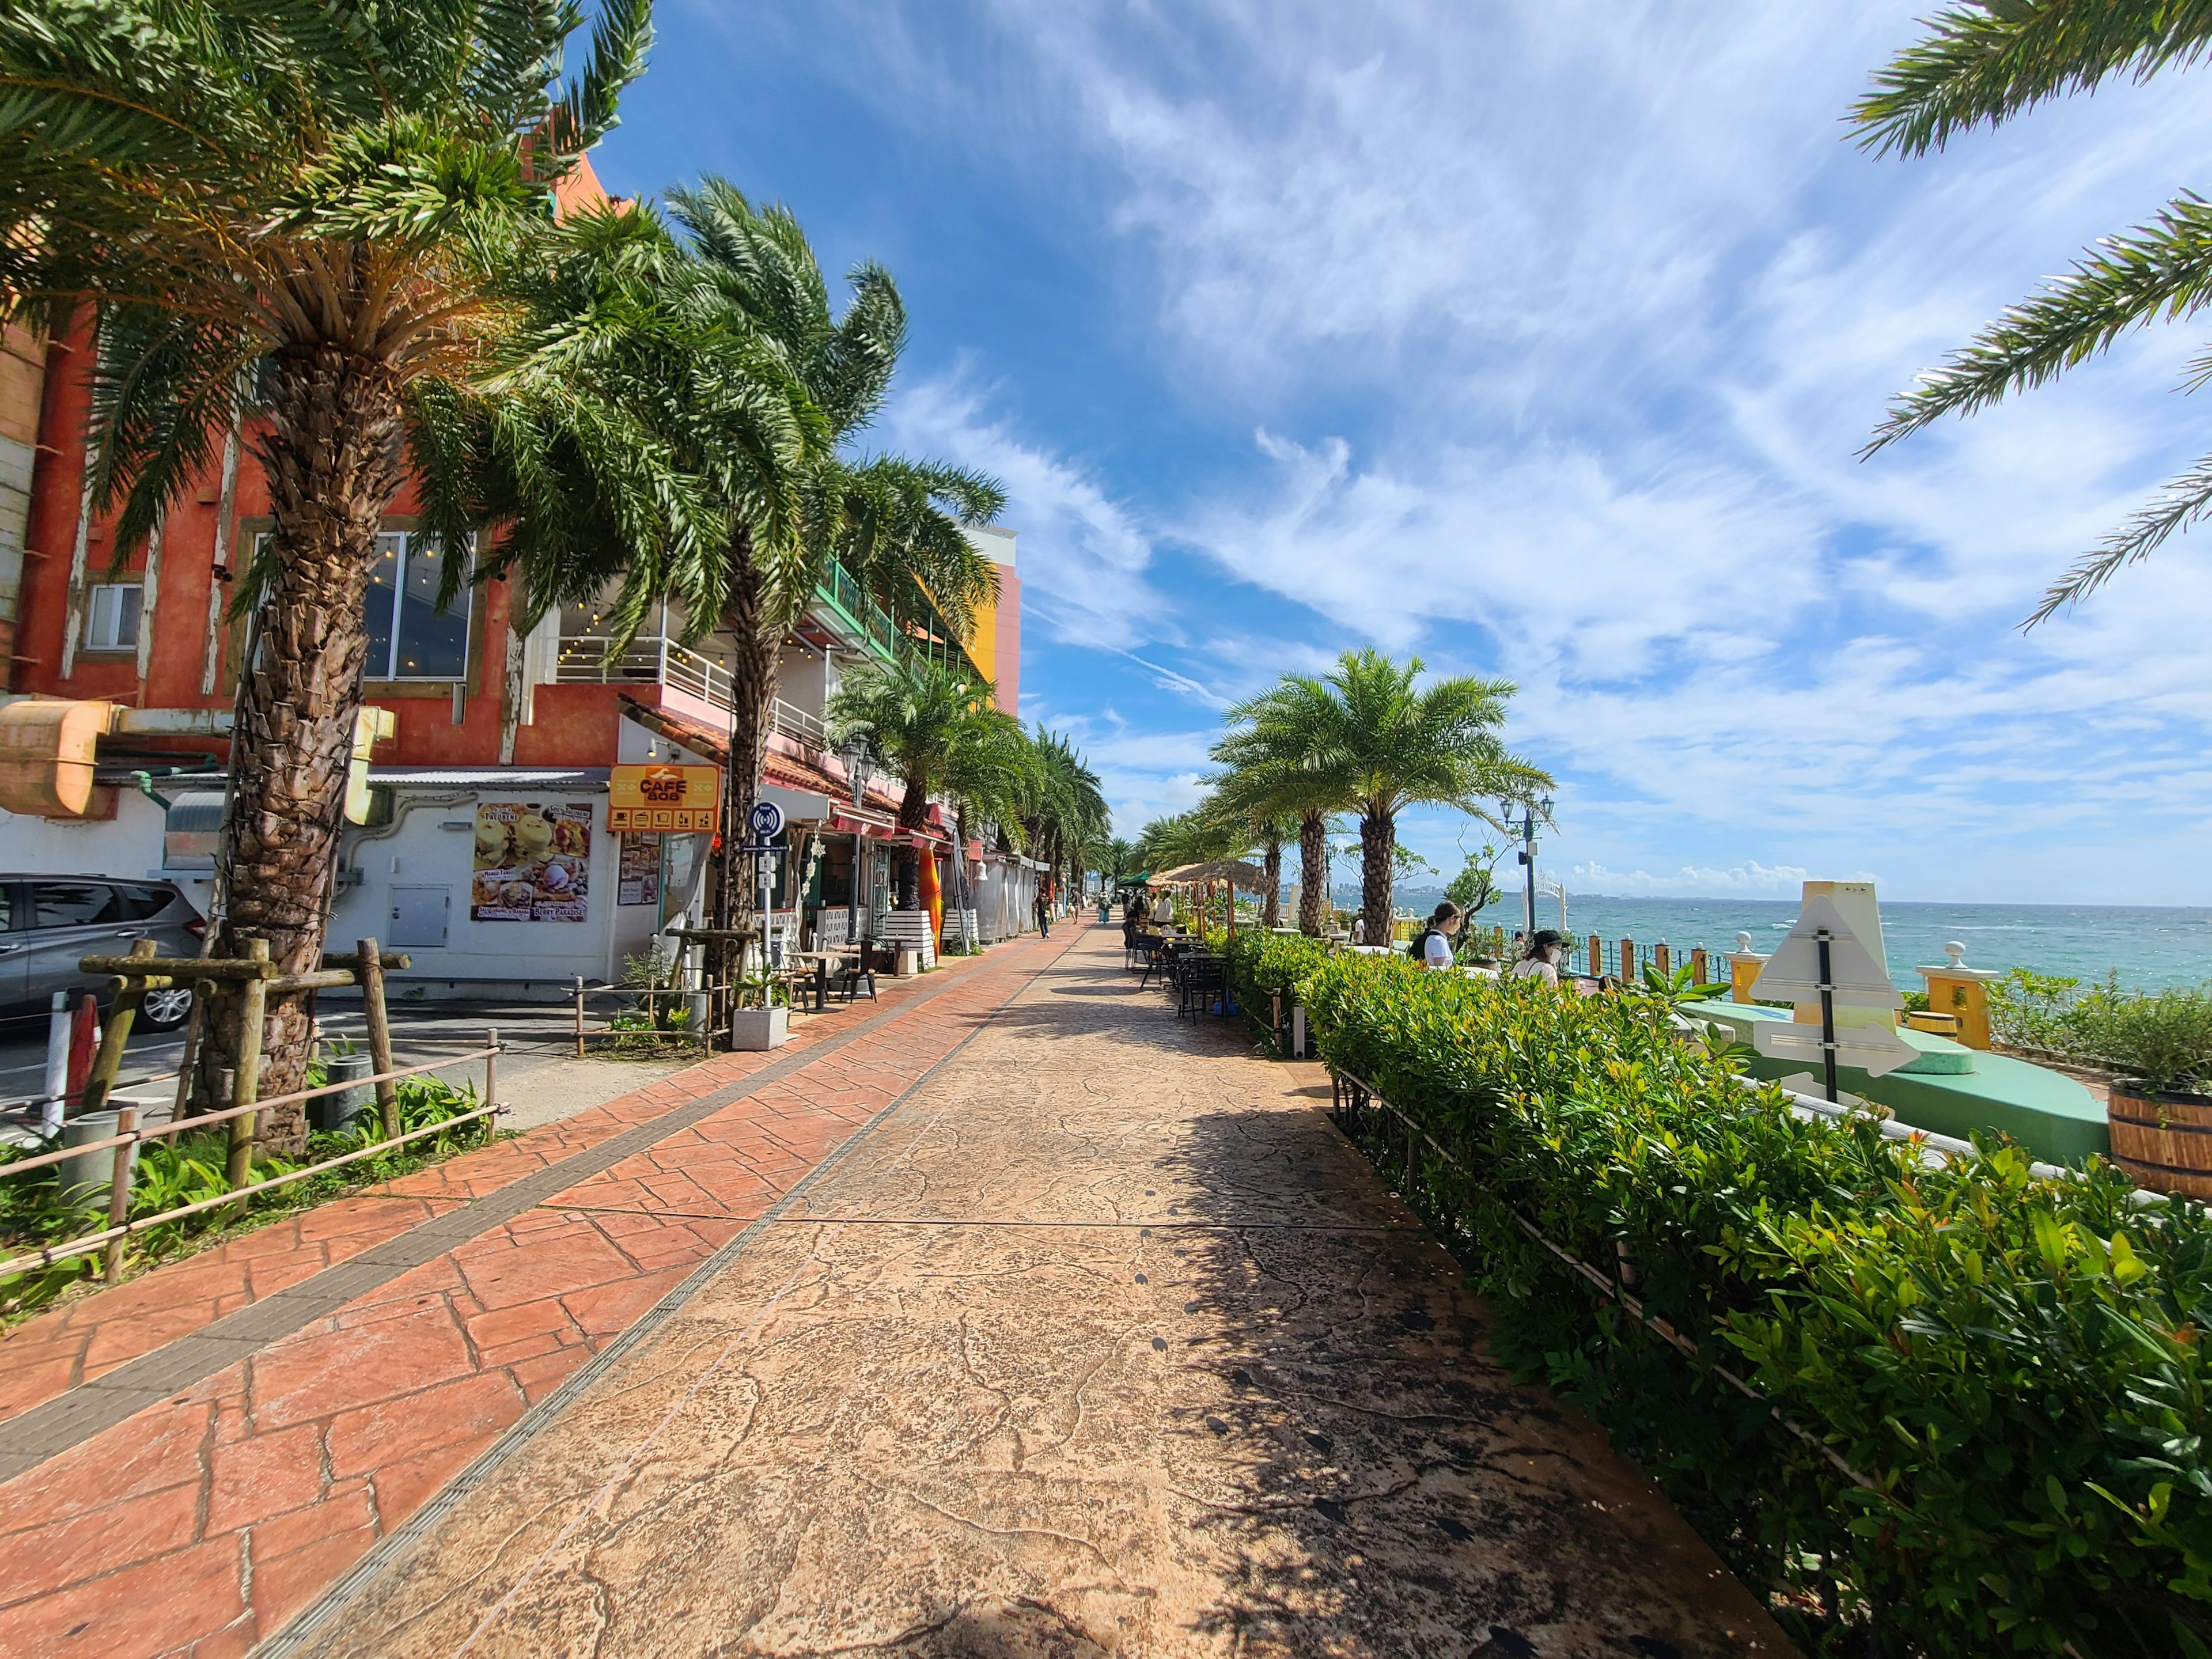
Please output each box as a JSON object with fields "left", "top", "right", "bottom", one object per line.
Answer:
{"left": 1491, "top": 896, "right": 2212, "bottom": 994}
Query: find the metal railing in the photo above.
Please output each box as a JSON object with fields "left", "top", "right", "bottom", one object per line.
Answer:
{"left": 553, "top": 635, "right": 828, "bottom": 747}
{"left": 556, "top": 635, "right": 734, "bottom": 710}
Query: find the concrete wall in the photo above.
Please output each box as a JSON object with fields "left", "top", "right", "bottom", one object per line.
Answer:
{"left": 330, "top": 786, "right": 704, "bottom": 996}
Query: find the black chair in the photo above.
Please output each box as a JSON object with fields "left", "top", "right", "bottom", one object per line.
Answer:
{"left": 830, "top": 946, "right": 878, "bottom": 1003}
{"left": 1136, "top": 934, "right": 1173, "bottom": 988}
{"left": 1177, "top": 955, "right": 1226, "bottom": 1021}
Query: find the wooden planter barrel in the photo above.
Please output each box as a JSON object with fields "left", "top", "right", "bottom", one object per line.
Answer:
{"left": 2107, "top": 1080, "right": 2212, "bottom": 1198}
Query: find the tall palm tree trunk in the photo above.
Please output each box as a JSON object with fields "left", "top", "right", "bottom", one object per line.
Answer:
{"left": 1358, "top": 807, "right": 1395, "bottom": 946}
{"left": 1297, "top": 810, "right": 1328, "bottom": 935}
{"left": 1261, "top": 835, "right": 1282, "bottom": 928}
{"left": 196, "top": 342, "right": 403, "bottom": 1154}
{"left": 716, "top": 552, "right": 778, "bottom": 994}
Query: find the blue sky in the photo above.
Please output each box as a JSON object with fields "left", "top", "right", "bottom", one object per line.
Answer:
{"left": 593, "top": 3, "right": 2212, "bottom": 906}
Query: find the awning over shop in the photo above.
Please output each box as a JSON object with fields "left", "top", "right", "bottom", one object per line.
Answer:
{"left": 1146, "top": 858, "right": 1270, "bottom": 892}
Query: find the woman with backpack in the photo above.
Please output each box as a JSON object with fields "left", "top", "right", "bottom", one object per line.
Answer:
{"left": 1407, "top": 901, "right": 1463, "bottom": 969}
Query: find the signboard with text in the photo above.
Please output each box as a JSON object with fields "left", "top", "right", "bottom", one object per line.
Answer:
{"left": 607, "top": 763, "right": 721, "bottom": 835}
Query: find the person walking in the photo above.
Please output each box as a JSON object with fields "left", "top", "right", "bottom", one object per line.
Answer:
{"left": 1035, "top": 890, "right": 1052, "bottom": 939}
{"left": 1407, "top": 901, "right": 1463, "bottom": 969}
{"left": 1512, "top": 929, "right": 1566, "bottom": 986}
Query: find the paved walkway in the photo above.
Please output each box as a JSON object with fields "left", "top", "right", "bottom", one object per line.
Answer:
{"left": 0, "top": 934, "right": 1073, "bottom": 1658}
{"left": 266, "top": 925, "right": 1789, "bottom": 1658}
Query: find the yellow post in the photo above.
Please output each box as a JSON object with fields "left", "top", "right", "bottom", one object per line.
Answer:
{"left": 1726, "top": 933, "right": 1767, "bottom": 1005}
{"left": 1918, "top": 943, "right": 1997, "bottom": 1050}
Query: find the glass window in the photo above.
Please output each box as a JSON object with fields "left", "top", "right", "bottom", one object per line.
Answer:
{"left": 84, "top": 584, "right": 142, "bottom": 652}
{"left": 363, "top": 531, "right": 471, "bottom": 680}
{"left": 33, "top": 882, "right": 122, "bottom": 929}
{"left": 113, "top": 884, "right": 173, "bottom": 922}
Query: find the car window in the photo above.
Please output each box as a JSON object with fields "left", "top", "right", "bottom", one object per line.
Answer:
{"left": 113, "top": 885, "right": 173, "bottom": 922}
{"left": 33, "top": 882, "right": 122, "bottom": 929}
{"left": 0, "top": 886, "right": 10, "bottom": 930}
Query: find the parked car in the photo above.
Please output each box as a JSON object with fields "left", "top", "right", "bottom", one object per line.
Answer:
{"left": 0, "top": 876, "right": 206, "bottom": 1032}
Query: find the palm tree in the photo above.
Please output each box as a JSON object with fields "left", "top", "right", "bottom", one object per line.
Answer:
{"left": 1021, "top": 730, "right": 1108, "bottom": 908}
{"left": 0, "top": 1, "right": 655, "bottom": 1136}
{"left": 1853, "top": 4, "right": 2212, "bottom": 620}
{"left": 1211, "top": 713, "right": 1343, "bottom": 938}
{"left": 441, "top": 182, "right": 1003, "bottom": 980}
{"left": 1221, "top": 650, "right": 1547, "bottom": 948}
{"left": 665, "top": 182, "right": 1002, "bottom": 910}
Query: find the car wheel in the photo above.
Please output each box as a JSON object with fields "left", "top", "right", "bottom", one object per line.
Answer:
{"left": 138, "top": 987, "right": 195, "bottom": 1031}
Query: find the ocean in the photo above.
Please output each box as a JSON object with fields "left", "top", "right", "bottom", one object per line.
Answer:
{"left": 1428, "top": 895, "right": 2212, "bottom": 994}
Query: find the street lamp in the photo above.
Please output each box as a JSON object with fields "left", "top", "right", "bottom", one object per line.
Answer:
{"left": 1502, "top": 796, "right": 1555, "bottom": 944}
{"left": 840, "top": 734, "right": 876, "bottom": 808}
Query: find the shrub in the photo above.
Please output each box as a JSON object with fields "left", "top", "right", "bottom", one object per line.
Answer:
{"left": 1301, "top": 951, "right": 2212, "bottom": 1658}
{"left": 1991, "top": 971, "right": 2212, "bottom": 1093}
{"left": 0, "top": 1069, "right": 488, "bottom": 1320}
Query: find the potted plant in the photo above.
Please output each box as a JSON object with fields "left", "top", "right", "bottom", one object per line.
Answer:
{"left": 728, "top": 966, "right": 790, "bottom": 1051}
{"left": 2097, "top": 988, "right": 2212, "bottom": 1196}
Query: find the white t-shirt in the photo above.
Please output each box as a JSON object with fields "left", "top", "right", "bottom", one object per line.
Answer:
{"left": 1421, "top": 930, "right": 1454, "bottom": 969}
{"left": 1511, "top": 955, "right": 1559, "bottom": 985}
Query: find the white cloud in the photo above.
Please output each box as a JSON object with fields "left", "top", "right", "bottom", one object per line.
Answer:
{"left": 1571, "top": 861, "right": 1818, "bottom": 899}
{"left": 878, "top": 374, "right": 1161, "bottom": 650}
{"left": 752, "top": 0, "right": 2212, "bottom": 900}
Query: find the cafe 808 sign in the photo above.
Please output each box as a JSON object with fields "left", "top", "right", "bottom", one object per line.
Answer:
{"left": 607, "top": 763, "right": 722, "bottom": 834}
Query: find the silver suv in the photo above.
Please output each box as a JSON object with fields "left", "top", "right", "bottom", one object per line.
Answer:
{"left": 0, "top": 877, "right": 207, "bottom": 1032}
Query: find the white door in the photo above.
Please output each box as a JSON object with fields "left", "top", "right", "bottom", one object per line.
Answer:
{"left": 388, "top": 885, "right": 450, "bottom": 949}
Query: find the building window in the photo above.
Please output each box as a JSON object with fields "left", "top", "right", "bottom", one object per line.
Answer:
{"left": 365, "top": 532, "right": 471, "bottom": 680}
{"left": 84, "top": 583, "right": 142, "bottom": 652}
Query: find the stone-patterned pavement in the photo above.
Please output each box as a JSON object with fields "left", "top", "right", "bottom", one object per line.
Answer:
{"left": 0, "top": 932, "right": 1072, "bottom": 1658}
{"left": 266, "top": 926, "right": 1795, "bottom": 1659}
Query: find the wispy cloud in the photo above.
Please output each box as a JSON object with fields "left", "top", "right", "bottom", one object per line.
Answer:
{"left": 713, "top": 0, "right": 2212, "bottom": 900}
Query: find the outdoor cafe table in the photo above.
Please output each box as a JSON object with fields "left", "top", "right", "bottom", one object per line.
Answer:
{"left": 790, "top": 947, "right": 858, "bottom": 1012}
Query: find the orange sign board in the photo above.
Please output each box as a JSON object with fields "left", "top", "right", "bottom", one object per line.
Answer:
{"left": 608, "top": 763, "right": 721, "bottom": 835}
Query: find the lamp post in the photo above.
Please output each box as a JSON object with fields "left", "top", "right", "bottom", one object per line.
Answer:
{"left": 1501, "top": 795, "right": 1555, "bottom": 945}
{"left": 840, "top": 736, "right": 877, "bottom": 949}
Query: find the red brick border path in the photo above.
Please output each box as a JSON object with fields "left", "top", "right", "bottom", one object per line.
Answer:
{"left": 0, "top": 930, "right": 1075, "bottom": 1659}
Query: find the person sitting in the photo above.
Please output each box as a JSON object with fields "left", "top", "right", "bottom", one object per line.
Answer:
{"left": 1406, "top": 901, "right": 1463, "bottom": 969}
{"left": 1512, "top": 929, "right": 1566, "bottom": 986}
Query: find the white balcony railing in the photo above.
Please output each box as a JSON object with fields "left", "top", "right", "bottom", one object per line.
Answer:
{"left": 555, "top": 636, "right": 828, "bottom": 748}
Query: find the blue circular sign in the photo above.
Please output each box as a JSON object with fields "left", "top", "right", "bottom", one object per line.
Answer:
{"left": 747, "top": 800, "right": 785, "bottom": 840}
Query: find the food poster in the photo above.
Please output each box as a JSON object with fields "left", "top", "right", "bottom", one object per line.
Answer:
{"left": 616, "top": 834, "right": 660, "bottom": 907}
{"left": 472, "top": 801, "right": 593, "bottom": 921}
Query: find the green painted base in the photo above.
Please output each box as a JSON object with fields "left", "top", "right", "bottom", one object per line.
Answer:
{"left": 1689, "top": 1000, "right": 2108, "bottom": 1165}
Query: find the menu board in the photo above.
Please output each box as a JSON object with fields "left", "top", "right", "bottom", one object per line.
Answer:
{"left": 616, "top": 834, "right": 660, "bottom": 907}
{"left": 471, "top": 801, "right": 592, "bottom": 922}
{"left": 607, "top": 763, "right": 720, "bottom": 834}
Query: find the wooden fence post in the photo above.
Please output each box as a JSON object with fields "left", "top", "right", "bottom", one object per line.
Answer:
{"left": 81, "top": 938, "right": 155, "bottom": 1118}
{"left": 1655, "top": 942, "right": 1672, "bottom": 977}
{"left": 1620, "top": 938, "right": 1634, "bottom": 983}
{"left": 226, "top": 938, "right": 270, "bottom": 1194}
{"left": 358, "top": 936, "right": 398, "bottom": 1139}
{"left": 103, "top": 1105, "right": 135, "bottom": 1280}
{"left": 1691, "top": 947, "right": 1709, "bottom": 985}
{"left": 1588, "top": 934, "right": 1602, "bottom": 979}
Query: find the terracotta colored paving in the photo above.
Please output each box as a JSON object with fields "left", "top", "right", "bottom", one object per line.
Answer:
{"left": 0, "top": 955, "right": 1002, "bottom": 1430}
{"left": 0, "top": 932, "right": 1073, "bottom": 1659}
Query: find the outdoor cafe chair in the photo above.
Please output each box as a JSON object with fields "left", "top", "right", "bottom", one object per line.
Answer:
{"left": 1135, "top": 933, "right": 1172, "bottom": 989}
{"left": 1177, "top": 956, "right": 1227, "bottom": 1022}
{"left": 829, "top": 949, "right": 878, "bottom": 1004}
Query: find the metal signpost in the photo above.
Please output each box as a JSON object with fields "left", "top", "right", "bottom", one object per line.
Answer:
{"left": 744, "top": 801, "right": 785, "bottom": 972}
{"left": 1749, "top": 894, "right": 1912, "bottom": 1102}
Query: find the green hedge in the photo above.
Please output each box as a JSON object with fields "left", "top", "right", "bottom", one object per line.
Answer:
{"left": 1215, "top": 929, "right": 1334, "bottom": 1049}
{"left": 1299, "top": 950, "right": 2212, "bottom": 1658}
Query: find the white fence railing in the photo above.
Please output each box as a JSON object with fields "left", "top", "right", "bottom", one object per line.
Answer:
{"left": 555, "top": 637, "right": 828, "bottom": 748}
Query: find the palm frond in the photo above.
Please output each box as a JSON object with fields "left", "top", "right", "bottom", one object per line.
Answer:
{"left": 2029, "top": 449, "right": 2212, "bottom": 623}
{"left": 1851, "top": 0, "right": 2212, "bottom": 160}
{"left": 1866, "top": 191, "right": 2212, "bottom": 451}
